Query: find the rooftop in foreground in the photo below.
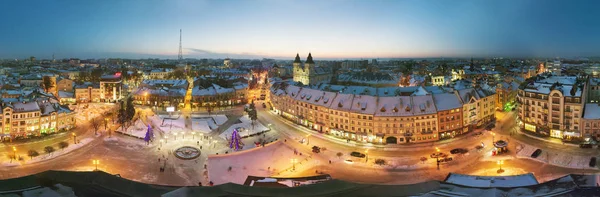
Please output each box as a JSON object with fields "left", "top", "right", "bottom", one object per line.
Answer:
{"left": 1, "top": 170, "right": 599, "bottom": 197}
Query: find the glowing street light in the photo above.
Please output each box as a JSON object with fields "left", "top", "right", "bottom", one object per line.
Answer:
{"left": 12, "top": 146, "right": 16, "bottom": 162}
{"left": 491, "top": 132, "right": 496, "bottom": 144}
{"left": 72, "top": 132, "right": 77, "bottom": 144}
{"left": 173, "top": 132, "right": 177, "bottom": 140}
{"left": 497, "top": 160, "right": 505, "bottom": 173}
{"left": 92, "top": 159, "right": 100, "bottom": 171}
{"left": 192, "top": 132, "right": 196, "bottom": 139}
{"left": 290, "top": 158, "right": 298, "bottom": 171}
{"left": 435, "top": 147, "right": 441, "bottom": 170}
{"left": 306, "top": 134, "right": 311, "bottom": 145}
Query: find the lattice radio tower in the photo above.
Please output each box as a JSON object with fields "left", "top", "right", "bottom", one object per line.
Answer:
{"left": 178, "top": 29, "right": 183, "bottom": 63}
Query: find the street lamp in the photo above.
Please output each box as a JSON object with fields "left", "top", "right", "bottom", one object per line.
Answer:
{"left": 92, "top": 159, "right": 100, "bottom": 171}
{"left": 192, "top": 132, "right": 196, "bottom": 139}
{"left": 290, "top": 158, "right": 297, "bottom": 171}
{"left": 435, "top": 147, "right": 440, "bottom": 170}
{"left": 173, "top": 132, "right": 177, "bottom": 140}
{"left": 497, "top": 160, "right": 504, "bottom": 173}
{"left": 306, "top": 134, "right": 310, "bottom": 145}
{"left": 491, "top": 132, "right": 495, "bottom": 144}
{"left": 365, "top": 149, "right": 369, "bottom": 162}
{"left": 104, "top": 117, "right": 109, "bottom": 131}
{"left": 72, "top": 132, "right": 77, "bottom": 144}
{"left": 12, "top": 146, "right": 16, "bottom": 162}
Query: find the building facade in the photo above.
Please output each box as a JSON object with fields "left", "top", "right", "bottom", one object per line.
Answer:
{"left": 518, "top": 76, "right": 586, "bottom": 139}
{"left": 99, "top": 75, "right": 123, "bottom": 103}
{"left": 292, "top": 53, "right": 332, "bottom": 86}
{"left": 270, "top": 83, "right": 492, "bottom": 144}
{"left": 0, "top": 99, "right": 76, "bottom": 141}
{"left": 74, "top": 83, "right": 101, "bottom": 103}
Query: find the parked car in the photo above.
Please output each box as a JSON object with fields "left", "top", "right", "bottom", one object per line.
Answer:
{"left": 580, "top": 144, "right": 593, "bottom": 149}
{"left": 590, "top": 157, "right": 597, "bottom": 167}
{"left": 350, "top": 151, "right": 366, "bottom": 158}
{"left": 531, "top": 149, "right": 542, "bottom": 158}
{"left": 344, "top": 159, "right": 354, "bottom": 164}
{"left": 312, "top": 146, "right": 321, "bottom": 153}
{"left": 450, "top": 148, "right": 468, "bottom": 154}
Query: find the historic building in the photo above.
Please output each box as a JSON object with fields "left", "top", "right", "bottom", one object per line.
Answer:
{"left": 495, "top": 81, "right": 519, "bottom": 111}
{"left": 99, "top": 75, "right": 123, "bottom": 103}
{"left": 270, "top": 82, "right": 495, "bottom": 144}
{"left": 457, "top": 88, "right": 496, "bottom": 130}
{"left": 518, "top": 76, "right": 587, "bottom": 139}
{"left": 0, "top": 92, "right": 76, "bottom": 141}
{"left": 74, "top": 82, "right": 101, "bottom": 103}
{"left": 292, "top": 53, "right": 332, "bottom": 86}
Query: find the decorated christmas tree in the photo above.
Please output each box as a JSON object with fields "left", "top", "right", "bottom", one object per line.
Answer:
{"left": 229, "top": 128, "right": 244, "bottom": 151}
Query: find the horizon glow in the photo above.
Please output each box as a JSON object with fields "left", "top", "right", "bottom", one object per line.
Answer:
{"left": 1, "top": 0, "right": 600, "bottom": 60}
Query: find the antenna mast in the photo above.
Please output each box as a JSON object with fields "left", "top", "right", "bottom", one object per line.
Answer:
{"left": 178, "top": 29, "right": 183, "bottom": 63}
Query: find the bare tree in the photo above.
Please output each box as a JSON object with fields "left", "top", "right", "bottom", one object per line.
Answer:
{"left": 91, "top": 118, "right": 101, "bottom": 135}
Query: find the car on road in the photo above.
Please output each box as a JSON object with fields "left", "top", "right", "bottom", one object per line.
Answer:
{"left": 344, "top": 159, "right": 354, "bottom": 164}
{"left": 590, "top": 157, "right": 597, "bottom": 167}
{"left": 450, "top": 148, "right": 468, "bottom": 154}
{"left": 531, "top": 149, "right": 542, "bottom": 158}
{"left": 579, "top": 144, "right": 593, "bottom": 149}
{"left": 430, "top": 152, "right": 447, "bottom": 158}
{"left": 312, "top": 146, "right": 321, "bottom": 153}
{"left": 473, "top": 132, "right": 483, "bottom": 137}
{"left": 350, "top": 151, "right": 366, "bottom": 158}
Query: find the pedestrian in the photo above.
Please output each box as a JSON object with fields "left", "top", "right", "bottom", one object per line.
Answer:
{"left": 159, "top": 158, "right": 161, "bottom": 162}
{"left": 268, "top": 167, "right": 270, "bottom": 171}
{"left": 329, "top": 160, "right": 331, "bottom": 164}
{"left": 197, "top": 141, "right": 200, "bottom": 145}
{"left": 198, "top": 182, "right": 202, "bottom": 186}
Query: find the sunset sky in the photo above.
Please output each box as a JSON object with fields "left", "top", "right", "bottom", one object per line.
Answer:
{"left": 1, "top": 0, "right": 600, "bottom": 59}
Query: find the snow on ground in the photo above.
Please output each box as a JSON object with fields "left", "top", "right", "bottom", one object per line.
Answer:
{"left": 117, "top": 119, "right": 150, "bottom": 139}
{"left": 191, "top": 114, "right": 228, "bottom": 125}
{"left": 207, "top": 141, "right": 305, "bottom": 185}
{"left": 219, "top": 115, "right": 269, "bottom": 140}
{"left": 516, "top": 143, "right": 595, "bottom": 169}
{"left": 25, "top": 138, "right": 93, "bottom": 164}
{"left": 191, "top": 119, "right": 213, "bottom": 134}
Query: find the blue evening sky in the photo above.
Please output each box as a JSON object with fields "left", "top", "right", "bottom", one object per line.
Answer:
{"left": 1, "top": 0, "right": 599, "bottom": 59}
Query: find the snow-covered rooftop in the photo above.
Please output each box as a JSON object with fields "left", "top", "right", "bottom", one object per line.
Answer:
{"left": 432, "top": 93, "right": 462, "bottom": 111}
{"left": 584, "top": 104, "right": 600, "bottom": 119}
{"left": 445, "top": 173, "right": 538, "bottom": 188}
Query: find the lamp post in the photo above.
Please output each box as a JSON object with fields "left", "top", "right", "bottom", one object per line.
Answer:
{"left": 104, "top": 117, "right": 108, "bottom": 131}
{"left": 72, "top": 132, "right": 77, "bottom": 144}
{"left": 497, "top": 160, "right": 504, "bottom": 173}
{"left": 173, "top": 132, "right": 177, "bottom": 140}
{"left": 192, "top": 132, "right": 196, "bottom": 140}
{"left": 306, "top": 134, "right": 310, "bottom": 145}
{"left": 92, "top": 159, "right": 99, "bottom": 171}
{"left": 290, "top": 158, "right": 297, "bottom": 171}
{"left": 365, "top": 149, "right": 369, "bottom": 163}
{"left": 159, "top": 139, "right": 164, "bottom": 147}
{"left": 12, "top": 146, "right": 16, "bottom": 162}
{"left": 435, "top": 147, "right": 440, "bottom": 170}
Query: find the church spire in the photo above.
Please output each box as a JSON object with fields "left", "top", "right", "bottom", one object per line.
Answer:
{"left": 306, "top": 53, "right": 314, "bottom": 64}
{"left": 294, "top": 53, "right": 301, "bottom": 63}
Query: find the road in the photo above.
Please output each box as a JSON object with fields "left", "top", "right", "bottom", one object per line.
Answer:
{"left": 1, "top": 103, "right": 598, "bottom": 186}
